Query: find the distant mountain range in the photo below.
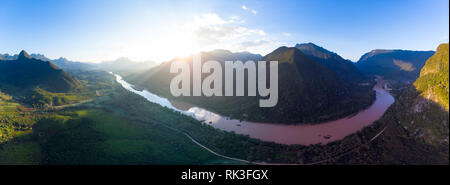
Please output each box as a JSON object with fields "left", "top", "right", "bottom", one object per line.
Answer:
{"left": 2, "top": 45, "right": 435, "bottom": 85}
{"left": 0, "top": 53, "right": 51, "bottom": 61}
{"left": 0, "top": 52, "right": 156, "bottom": 75}
{"left": 128, "top": 44, "right": 375, "bottom": 123}
{"left": 52, "top": 57, "right": 96, "bottom": 71}
{"left": 96, "top": 57, "right": 156, "bottom": 76}
{"left": 0, "top": 52, "right": 95, "bottom": 71}
{"left": 0, "top": 50, "right": 80, "bottom": 93}
{"left": 356, "top": 49, "right": 434, "bottom": 82}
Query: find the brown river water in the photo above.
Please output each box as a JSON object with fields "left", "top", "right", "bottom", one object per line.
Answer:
{"left": 115, "top": 74, "right": 394, "bottom": 145}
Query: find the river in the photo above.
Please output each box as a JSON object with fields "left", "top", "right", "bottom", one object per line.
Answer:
{"left": 114, "top": 73, "right": 394, "bottom": 145}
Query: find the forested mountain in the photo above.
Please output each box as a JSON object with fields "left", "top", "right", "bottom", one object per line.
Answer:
{"left": 414, "top": 44, "right": 449, "bottom": 110}
{"left": 128, "top": 47, "right": 374, "bottom": 123}
{"left": 295, "top": 43, "right": 364, "bottom": 82}
{"left": 0, "top": 50, "right": 80, "bottom": 93}
{"left": 356, "top": 49, "right": 434, "bottom": 82}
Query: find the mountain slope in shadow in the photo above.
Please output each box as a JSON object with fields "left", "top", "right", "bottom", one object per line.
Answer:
{"left": 295, "top": 43, "right": 364, "bottom": 82}
{"left": 0, "top": 50, "right": 80, "bottom": 94}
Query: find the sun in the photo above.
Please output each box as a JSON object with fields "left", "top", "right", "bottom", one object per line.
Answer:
{"left": 120, "top": 25, "right": 202, "bottom": 62}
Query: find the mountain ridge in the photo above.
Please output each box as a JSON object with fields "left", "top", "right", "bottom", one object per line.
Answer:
{"left": 0, "top": 50, "right": 80, "bottom": 93}
{"left": 356, "top": 49, "right": 434, "bottom": 82}
{"left": 295, "top": 43, "right": 365, "bottom": 82}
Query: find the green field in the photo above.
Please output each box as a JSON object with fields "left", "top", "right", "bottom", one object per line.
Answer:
{"left": 0, "top": 72, "right": 240, "bottom": 165}
{"left": 0, "top": 105, "right": 239, "bottom": 164}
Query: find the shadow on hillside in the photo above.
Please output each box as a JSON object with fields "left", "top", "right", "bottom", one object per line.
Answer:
{"left": 364, "top": 85, "right": 449, "bottom": 164}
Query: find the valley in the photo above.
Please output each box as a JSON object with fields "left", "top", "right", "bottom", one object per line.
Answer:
{"left": 127, "top": 46, "right": 376, "bottom": 124}
{"left": 1, "top": 3, "right": 449, "bottom": 183}
{"left": 0, "top": 42, "right": 448, "bottom": 165}
{"left": 116, "top": 73, "right": 394, "bottom": 145}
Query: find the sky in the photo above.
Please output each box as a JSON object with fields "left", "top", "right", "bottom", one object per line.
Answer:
{"left": 0, "top": 0, "right": 448, "bottom": 63}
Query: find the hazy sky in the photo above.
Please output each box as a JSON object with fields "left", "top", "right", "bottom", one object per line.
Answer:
{"left": 1, "top": 0, "right": 448, "bottom": 63}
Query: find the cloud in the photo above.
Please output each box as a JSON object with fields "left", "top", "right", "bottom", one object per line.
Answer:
{"left": 193, "top": 13, "right": 227, "bottom": 26}
{"left": 234, "top": 38, "right": 282, "bottom": 56}
{"left": 172, "top": 13, "right": 282, "bottom": 56}
{"left": 190, "top": 14, "right": 266, "bottom": 46}
{"left": 242, "top": 5, "right": 257, "bottom": 15}
{"left": 229, "top": 16, "right": 245, "bottom": 24}
{"left": 194, "top": 25, "right": 241, "bottom": 45}
{"left": 283, "top": 32, "right": 292, "bottom": 37}
{"left": 237, "top": 39, "right": 270, "bottom": 49}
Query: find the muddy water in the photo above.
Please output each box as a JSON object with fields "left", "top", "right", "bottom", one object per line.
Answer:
{"left": 115, "top": 73, "right": 394, "bottom": 145}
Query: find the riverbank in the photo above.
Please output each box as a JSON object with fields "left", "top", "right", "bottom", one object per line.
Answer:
{"left": 115, "top": 74, "right": 394, "bottom": 145}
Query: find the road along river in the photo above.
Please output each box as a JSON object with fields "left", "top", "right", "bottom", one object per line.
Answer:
{"left": 114, "top": 74, "right": 394, "bottom": 145}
